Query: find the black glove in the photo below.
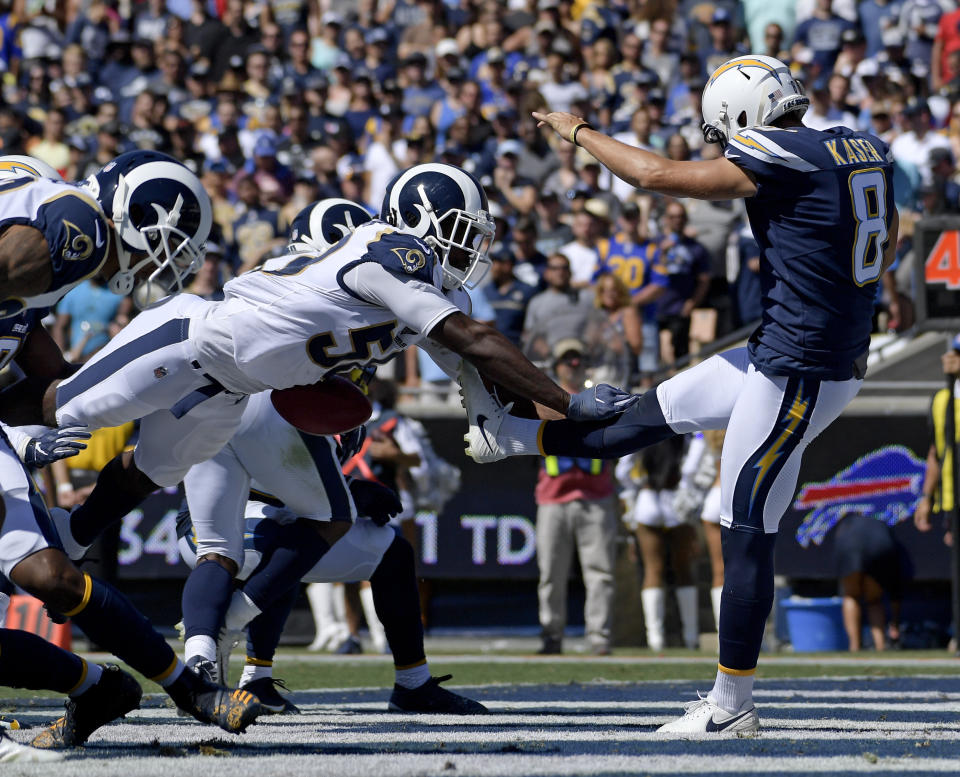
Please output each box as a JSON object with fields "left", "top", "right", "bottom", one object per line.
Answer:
{"left": 337, "top": 426, "right": 367, "bottom": 465}
{"left": 348, "top": 478, "right": 402, "bottom": 526}
{"left": 22, "top": 426, "right": 91, "bottom": 468}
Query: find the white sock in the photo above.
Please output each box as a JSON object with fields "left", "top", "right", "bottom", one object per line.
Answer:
{"left": 711, "top": 586, "right": 723, "bottom": 632}
{"left": 185, "top": 635, "right": 216, "bottom": 664}
{"left": 359, "top": 585, "right": 387, "bottom": 653}
{"left": 498, "top": 416, "right": 544, "bottom": 455}
{"left": 395, "top": 661, "right": 431, "bottom": 689}
{"left": 0, "top": 593, "right": 9, "bottom": 628}
{"left": 225, "top": 590, "right": 261, "bottom": 633}
{"left": 641, "top": 587, "right": 666, "bottom": 650}
{"left": 240, "top": 662, "right": 272, "bottom": 687}
{"left": 708, "top": 668, "right": 755, "bottom": 714}
{"left": 69, "top": 660, "right": 103, "bottom": 697}
{"left": 675, "top": 586, "right": 699, "bottom": 649}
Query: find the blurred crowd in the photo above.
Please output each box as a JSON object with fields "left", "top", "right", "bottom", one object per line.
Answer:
{"left": 3, "top": 0, "right": 958, "bottom": 394}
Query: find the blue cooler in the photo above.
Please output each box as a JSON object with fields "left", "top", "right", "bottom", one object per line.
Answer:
{"left": 780, "top": 596, "right": 849, "bottom": 652}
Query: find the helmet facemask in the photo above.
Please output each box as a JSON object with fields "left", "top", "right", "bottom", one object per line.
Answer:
{"left": 414, "top": 183, "right": 494, "bottom": 290}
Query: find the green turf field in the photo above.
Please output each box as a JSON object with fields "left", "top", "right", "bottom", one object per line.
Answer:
{"left": 2, "top": 648, "right": 958, "bottom": 703}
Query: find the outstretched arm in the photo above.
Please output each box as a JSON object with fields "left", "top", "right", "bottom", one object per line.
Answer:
{"left": 430, "top": 312, "right": 571, "bottom": 416}
{"left": 533, "top": 111, "right": 758, "bottom": 200}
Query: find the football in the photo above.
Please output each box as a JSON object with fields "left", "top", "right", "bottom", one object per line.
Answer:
{"left": 270, "top": 375, "right": 373, "bottom": 436}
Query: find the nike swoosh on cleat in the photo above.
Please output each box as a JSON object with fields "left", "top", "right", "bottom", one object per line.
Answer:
{"left": 704, "top": 709, "right": 754, "bottom": 732}
{"left": 476, "top": 414, "right": 494, "bottom": 449}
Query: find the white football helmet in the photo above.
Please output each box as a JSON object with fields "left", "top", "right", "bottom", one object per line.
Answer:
{"left": 81, "top": 150, "right": 212, "bottom": 301}
{"left": 701, "top": 55, "right": 809, "bottom": 144}
{"left": 287, "top": 198, "right": 373, "bottom": 253}
{"left": 0, "top": 155, "right": 62, "bottom": 181}
{"left": 381, "top": 163, "right": 495, "bottom": 291}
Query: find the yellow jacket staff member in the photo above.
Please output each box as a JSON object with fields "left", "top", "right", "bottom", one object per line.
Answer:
{"left": 915, "top": 340, "right": 960, "bottom": 543}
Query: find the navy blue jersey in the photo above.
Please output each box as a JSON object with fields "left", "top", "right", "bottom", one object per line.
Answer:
{"left": 0, "top": 307, "right": 46, "bottom": 370}
{"left": 0, "top": 178, "right": 110, "bottom": 318}
{"left": 724, "top": 125, "right": 895, "bottom": 380}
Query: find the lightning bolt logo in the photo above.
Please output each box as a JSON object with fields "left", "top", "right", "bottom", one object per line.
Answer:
{"left": 751, "top": 385, "right": 810, "bottom": 504}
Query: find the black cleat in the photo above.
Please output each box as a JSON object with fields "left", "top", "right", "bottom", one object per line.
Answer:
{"left": 537, "top": 637, "right": 562, "bottom": 655}
{"left": 171, "top": 666, "right": 261, "bottom": 734}
{"left": 31, "top": 664, "right": 142, "bottom": 749}
{"left": 388, "top": 675, "right": 488, "bottom": 715}
{"left": 240, "top": 677, "right": 300, "bottom": 715}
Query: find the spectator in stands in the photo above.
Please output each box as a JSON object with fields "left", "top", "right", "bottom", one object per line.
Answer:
{"left": 484, "top": 247, "right": 538, "bottom": 347}
{"left": 656, "top": 201, "right": 713, "bottom": 370}
{"left": 792, "top": 0, "right": 856, "bottom": 74}
{"left": 230, "top": 174, "right": 285, "bottom": 274}
{"left": 734, "top": 224, "right": 764, "bottom": 327}
{"left": 52, "top": 278, "right": 132, "bottom": 364}
{"left": 932, "top": 3, "right": 960, "bottom": 89}
{"left": 892, "top": 99, "right": 951, "bottom": 186}
{"left": 533, "top": 190, "right": 573, "bottom": 258}
{"left": 560, "top": 204, "right": 604, "bottom": 288}
{"left": 522, "top": 253, "right": 592, "bottom": 363}
{"left": 490, "top": 140, "right": 538, "bottom": 217}
{"left": 535, "top": 338, "right": 618, "bottom": 656}
{"left": 925, "top": 147, "right": 960, "bottom": 213}
{"left": 700, "top": 8, "right": 748, "bottom": 79}
{"left": 508, "top": 215, "right": 549, "bottom": 289}
{"left": 584, "top": 273, "right": 643, "bottom": 388}
{"left": 594, "top": 201, "right": 667, "bottom": 385}
{"left": 25, "top": 107, "right": 69, "bottom": 175}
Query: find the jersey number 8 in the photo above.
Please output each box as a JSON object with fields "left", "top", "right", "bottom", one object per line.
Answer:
{"left": 849, "top": 168, "right": 888, "bottom": 287}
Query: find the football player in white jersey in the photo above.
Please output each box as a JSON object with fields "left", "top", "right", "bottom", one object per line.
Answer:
{"left": 35, "top": 163, "right": 636, "bottom": 687}
{"left": 173, "top": 199, "right": 485, "bottom": 714}
{"left": 0, "top": 150, "right": 261, "bottom": 747}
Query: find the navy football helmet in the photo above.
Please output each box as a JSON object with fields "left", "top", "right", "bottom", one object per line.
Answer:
{"left": 381, "top": 163, "right": 495, "bottom": 290}
{"left": 81, "top": 150, "right": 212, "bottom": 300}
{"left": 287, "top": 198, "right": 373, "bottom": 253}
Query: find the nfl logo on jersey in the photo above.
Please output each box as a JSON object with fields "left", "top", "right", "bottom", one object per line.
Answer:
{"left": 154, "top": 366, "right": 168, "bottom": 379}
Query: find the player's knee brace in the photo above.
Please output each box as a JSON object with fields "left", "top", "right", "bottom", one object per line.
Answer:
{"left": 718, "top": 528, "right": 777, "bottom": 671}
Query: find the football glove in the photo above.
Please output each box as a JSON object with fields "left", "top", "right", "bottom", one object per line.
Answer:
{"left": 348, "top": 479, "right": 402, "bottom": 526}
{"left": 22, "top": 426, "right": 91, "bottom": 468}
{"left": 566, "top": 384, "right": 638, "bottom": 421}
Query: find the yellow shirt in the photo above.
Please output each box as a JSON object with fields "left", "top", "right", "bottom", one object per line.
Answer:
{"left": 67, "top": 422, "right": 134, "bottom": 472}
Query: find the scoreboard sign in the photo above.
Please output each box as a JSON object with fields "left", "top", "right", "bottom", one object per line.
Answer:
{"left": 914, "top": 216, "right": 960, "bottom": 326}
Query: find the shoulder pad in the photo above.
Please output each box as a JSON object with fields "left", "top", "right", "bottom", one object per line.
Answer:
{"left": 361, "top": 229, "right": 437, "bottom": 286}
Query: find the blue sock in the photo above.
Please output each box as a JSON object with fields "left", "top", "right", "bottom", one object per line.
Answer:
{"left": 246, "top": 584, "right": 298, "bottom": 662}
{"left": 66, "top": 573, "right": 179, "bottom": 682}
{"left": 369, "top": 534, "right": 425, "bottom": 667}
{"left": 718, "top": 528, "right": 777, "bottom": 671}
{"left": 182, "top": 560, "right": 235, "bottom": 640}
{"left": 241, "top": 519, "right": 331, "bottom": 610}
{"left": 0, "top": 628, "right": 84, "bottom": 693}
{"left": 542, "top": 391, "right": 674, "bottom": 458}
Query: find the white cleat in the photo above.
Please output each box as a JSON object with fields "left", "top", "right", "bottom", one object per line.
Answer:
{"left": 657, "top": 695, "right": 759, "bottom": 735}
{"left": 457, "top": 362, "right": 511, "bottom": 464}
{"left": 49, "top": 506, "right": 91, "bottom": 561}
{"left": 0, "top": 730, "right": 62, "bottom": 762}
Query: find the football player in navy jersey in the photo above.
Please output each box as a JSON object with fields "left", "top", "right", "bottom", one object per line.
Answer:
{"left": 460, "top": 55, "right": 898, "bottom": 734}
{"left": 0, "top": 151, "right": 262, "bottom": 745}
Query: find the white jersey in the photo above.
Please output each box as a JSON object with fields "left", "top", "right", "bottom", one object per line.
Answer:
{"left": 191, "top": 220, "right": 470, "bottom": 394}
